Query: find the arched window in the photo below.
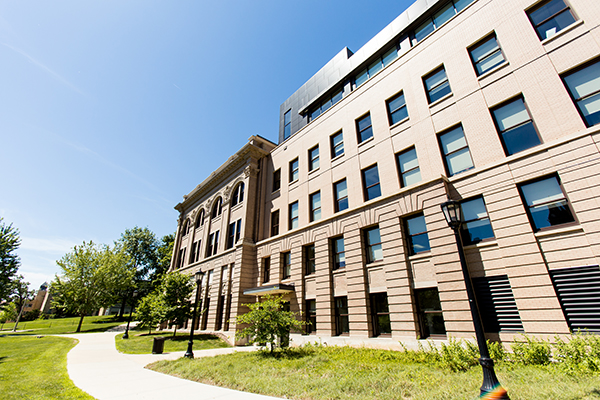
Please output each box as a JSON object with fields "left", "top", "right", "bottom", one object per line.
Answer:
{"left": 182, "top": 219, "right": 190, "bottom": 236}
{"left": 195, "top": 209, "right": 205, "bottom": 228}
{"left": 211, "top": 198, "right": 223, "bottom": 219}
{"left": 232, "top": 182, "right": 245, "bottom": 207}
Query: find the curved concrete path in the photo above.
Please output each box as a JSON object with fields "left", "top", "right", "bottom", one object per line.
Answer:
{"left": 61, "top": 329, "right": 281, "bottom": 400}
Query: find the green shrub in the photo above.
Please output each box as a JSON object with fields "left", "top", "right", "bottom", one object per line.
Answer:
{"left": 510, "top": 335, "right": 551, "bottom": 365}
{"left": 438, "top": 338, "right": 479, "bottom": 372}
{"left": 553, "top": 331, "right": 600, "bottom": 374}
{"left": 487, "top": 339, "right": 507, "bottom": 362}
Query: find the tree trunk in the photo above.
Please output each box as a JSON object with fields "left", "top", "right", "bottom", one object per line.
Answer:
{"left": 173, "top": 324, "right": 177, "bottom": 337}
{"left": 118, "top": 293, "right": 127, "bottom": 320}
{"left": 12, "top": 303, "right": 26, "bottom": 332}
{"left": 76, "top": 314, "right": 85, "bottom": 332}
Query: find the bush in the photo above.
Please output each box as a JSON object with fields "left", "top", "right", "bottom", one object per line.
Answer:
{"left": 22, "top": 309, "right": 41, "bottom": 322}
{"left": 510, "top": 335, "right": 551, "bottom": 365}
{"left": 487, "top": 339, "right": 507, "bottom": 362}
{"left": 438, "top": 337, "right": 479, "bottom": 372}
{"left": 553, "top": 331, "right": 600, "bottom": 374}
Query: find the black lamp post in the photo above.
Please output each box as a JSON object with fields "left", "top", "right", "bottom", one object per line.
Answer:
{"left": 440, "top": 199, "right": 509, "bottom": 399}
{"left": 122, "top": 289, "right": 138, "bottom": 340}
{"left": 184, "top": 270, "right": 205, "bottom": 359}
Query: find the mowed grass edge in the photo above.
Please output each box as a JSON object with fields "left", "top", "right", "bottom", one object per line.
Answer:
{"left": 115, "top": 331, "right": 231, "bottom": 354}
{"left": 0, "top": 335, "right": 94, "bottom": 400}
{"left": 147, "top": 346, "right": 600, "bottom": 400}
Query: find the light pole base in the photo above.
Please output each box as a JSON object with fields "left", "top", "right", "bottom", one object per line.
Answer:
{"left": 184, "top": 340, "right": 194, "bottom": 359}
{"left": 479, "top": 358, "right": 509, "bottom": 399}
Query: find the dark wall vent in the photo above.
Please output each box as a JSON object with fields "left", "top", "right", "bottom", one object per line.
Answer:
{"left": 473, "top": 275, "right": 524, "bottom": 333}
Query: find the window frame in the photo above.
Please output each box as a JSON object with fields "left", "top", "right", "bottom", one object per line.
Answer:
{"left": 364, "top": 226, "right": 383, "bottom": 264}
{"left": 281, "top": 251, "right": 291, "bottom": 279}
{"left": 211, "top": 198, "right": 223, "bottom": 219}
{"left": 459, "top": 196, "right": 495, "bottom": 245}
{"left": 356, "top": 113, "right": 374, "bottom": 144}
{"left": 334, "top": 178, "right": 349, "bottom": 212}
{"left": 272, "top": 169, "right": 281, "bottom": 192}
{"left": 370, "top": 293, "right": 391, "bottom": 337}
{"left": 386, "top": 91, "right": 409, "bottom": 125}
{"left": 306, "top": 299, "right": 317, "bottom": 334}
{"left": 561, "top": 58, "right": 600, "bottom": 128}
{"left": 490, "top": 95, "right": 541, "bottom": 156}
{"left": 361, "top": 164, "right": 381, "bottom": 201}
{"left": 526, "top": 0, "right": 577, "bottom": 41}
{"left": 330, "top": 130, "right": 344, "bottom": 158}
{"left": 262, "top": 257, "right": 270, "bottom": 284}
{"left": 304, "top": 244, "right": 316, "bottom": 276}
{"left": 404, "top": 213, "right": 431, "bottom": 255}
{"left": 309, "top": 191, "right": 322, "bottom": 222}
{"left": 437, "top": 124, "right": 474, "bottom": 176}
{"left": 334, "top": 296, "right": 350, "bottom": 336}
{"left": 289, "top": 158, "right": 299, "bottom": 183}
{"left": 231, "top": 182, "right": 245, "bottom": 207}
{"left": 283, "top": 110, "right": 292, "bottom": 139}
{"left": 270, "top": 210, "right": 280, "bottom": 237}
{"left": 423, "top": 65, "right": 452, "bottom": 104}
{"left": 468, "top": 33, "right": 506, "bottom": 77}
{"left": 308, "top": 145, "right": 320, "bottom": 172}
{"left": 289, "top": 201, "right": 299, "bottom": 230}
{"left": 396, "top": 146, "right": 422, "bottom": 188}
{"left": 415, "top": 288, "right": 447, "bottom": 339}
{"left": 331, "top": 236, "right": 346, "bottom": 271}
{"left": 206, "top": 230, "right": 219, "bottom": 257}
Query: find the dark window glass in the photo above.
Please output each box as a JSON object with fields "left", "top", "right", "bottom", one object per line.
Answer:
{"left": 528, "top": 0, "right": 576, "bottom": 40}
{"left": 309, "top": 89, "right": 343, "bottom": 122}
{"left": 211, "top": 198, "right": 222, "bottom": 218}
{"left": 310, "top": 191, "right": 321, "bottom": 222}
{"left": 416, "top": 288, "right": 446, "bottom": 338}
{"left": 396, "top": 147, "right": 422, "bottom": 187}
{"left": 335, "top": 297, "right": 350, "bottom": 335}
{"left": 492, "top": 97, "right": 541, "bottom": 155}
{"left": 306, "top": 300, "right": 317, "bottom": 334}
{"left": 519, "top": 176, "right": 575, "bottom": 231}
{"left": 460, "top": 197, "right": 494, "bottom": 245}
{"left": 356, "top": 114, "right": 373, "bottom": 143}
{"left": 364, "top": 227, "right": 383, "bottom": 263}
{"left": 206, "top": 231, "right": 219, "bottom": 257}
{"left": 263, "top": 257, "right": 270, "bottom": 283}
{"left": 272, "top": 169, "right": 281, "bottom": 192}
{"left": 227, "top": 221, "right": 236, "bottom": 249}
{"left": 439, "top": 125, "right": 474, "bottom": 176}
{"left": 309, "top": 146, "right": 320, "bottom": 171}
{"left": 386, "top": 92, "right": 408, "bottom": 125}
{"left": 304, "top": 244, "right": 316, "bottom": 275}
{"left": 469, "top": 34, "right": 505, "bottom": 76}
{"left": 562, "top": 60, "right": 600, "bottom": 127}
{"left": 405, "top": 214, "right": 431, "bottom": 255}
{"left": 232, "top": 183, "right": 245, "bottom": 207}
{"left": 370, "top": 293, "right": 391, "bottom": 336}
{"left": 289, "top": 158, "right": 299, "bottom": 182}
{"left": 354, "top": 47, "right": 398, "bottom": 89}
{"left": 289, "top": 202, "right": 299, "bottom": 230}
{"left": 195, "top": 209, "right": 204, "bottom": 228}
{"left": 334, "top": 179, "right": 349, "bottom": 212}
{"left": 331, "top": 237, "right": 346, "bottom": 270}
{"left": 362, "top": 164, "right": 381, "bottom": 201}
{"left": 282, "top": 251, "right": 291, "bottom": 279}
{"left": 271, "top": 210, "right": 280, "bottom": 237}
{"left": 284, "top": 110, "right": 291, "bottom": 139}
{"left": 424, "top": 66, "right": 452, "bottom": 104}
{"left": 331, "top": 131, "right": 344, "bottom": 158}
{"left": 413, "top": 0, "right": 474, "bottom": 44}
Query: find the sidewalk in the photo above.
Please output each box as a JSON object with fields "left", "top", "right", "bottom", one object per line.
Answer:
{"left": 61, "top": 329, "right": 282, "bottom": 400}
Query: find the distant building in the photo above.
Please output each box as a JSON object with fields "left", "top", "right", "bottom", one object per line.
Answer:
{"left": 23, "top": 282, "right": 53, "bottom": 315}
{"left": 171, "top": 0, "right": 600, "bottom": 347}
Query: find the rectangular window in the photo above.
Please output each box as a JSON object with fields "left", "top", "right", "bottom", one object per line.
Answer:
{"left": 271, "top": 210, "right": 280, "bottom": 237}
{"left": 206, "top": 231, "right": 219, "bottom": 257}
{"left": 354, "top": 45, "right": 399, "bottom": 88}
{"left": 331, "top": 236, "right": 346, "bottom": 270}
{"left": 356, "top": 113, "right": 373, "bottom": 143}
{"left": 370, "top": 293, "right": 391, "bottom": 337}
{"left": 469, "top": 34, "right": 506, "bottom": 76}
{"left": 518, "top": 175, "right": 575, "bottom": 231}
{"left": 335, "top": 297, "right": 350, "bottom": 335}
{"left": 309, "top": 191, "right": 322, "bottom": 222}
{"left": 306, "top": 300, "right": 317, "bottom": 334}
{"left": 405, "top": 214, "right": 431, "bottom": 255}
{"left": 289, "top": 202, "right": 299, "bottom": 230}
{"left": 227, "top": 221, "right": 236, "bottom": 249}
{"left": 330, "top": 131, "right": 344, "bottom": 158}
{"left": 527, "top": 0, "right": 576, "bottom": 41}
{"left": 191, "top": 241, "right": 200, "bottom": 263}
{"left": 424, "top": 66, "right": 452, "bottom": 104}
{"left": 309, "top": 89, "right": 343, "bottom": 121}
{"left": 262, "top": 257, "right": 270, "bottom": 283}
{"left": 413, "top": 0, "right": 474, "bottom": 44}
{"left": 304, "top": 244, "right": 316, "bottom": 275}
{"left": 396, "top": 147, "right": 422, "bottom": 187}
{"left": 282, "top": 251, "right": 291, "bottom": 279}
{"left": 334, "top": 179, "right": 349, "bottom": 212}
{"left": 364, "top": 226, "right": 383, "bottom": 263}
{"left": 562, "top": 60, "right": 600, "bottom": 127}
{"left": 415, "top": 288, "right": 446, "bottom": 338}
{"left": 460, "top": 197, "right": 495, "bottom": 245}
{"left": 289, "top": 158, "right": 299, "bottom": 183}
{"left": 491, "top": 96, "right": 541, "bottom": 156}
{"left": 284, "top": 110, "right": 291, "bottom": 139}
{"left": 309, "top": 145, "right": 320, "bottom": 171}
{"left": 438, "top": 125, "right": 474, "bottom": 176}
{"left": 272, "top": 169, "right": 281, "bottom": 192}
{"left": 386, "top": 91, "right": 408, "bottom": 125}
{"left": 362, "top": 164, "right": 381, "bottom": 201}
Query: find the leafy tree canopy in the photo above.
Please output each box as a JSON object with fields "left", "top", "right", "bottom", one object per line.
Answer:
{"left": 152, "top": 233, "right": 175, "bottom": 285}
{"left": 0, "top": 218, "right": 21, "bottom": 303}
{"left": 161, "top": 271, "right": 194, "bottom": 337}
{"left": 51, "top": 241, "right": 135, "bottom": 332}
{"left": 117, "top": 226, "right": 159, "bottom": 281}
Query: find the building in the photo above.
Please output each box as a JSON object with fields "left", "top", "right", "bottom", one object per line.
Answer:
{"left": 22, "top": 282, "right": 53, "bottom": 315}
{"left": 170, "top": 0, "right": 600, "bottom": 347}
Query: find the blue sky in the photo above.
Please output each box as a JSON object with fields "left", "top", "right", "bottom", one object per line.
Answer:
{"left": 1, "top": 0, "right": 413, "bottom": 289}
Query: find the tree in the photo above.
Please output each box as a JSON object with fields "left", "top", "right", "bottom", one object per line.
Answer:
{"left": 152, "top": 233, "right": 175, "bottom": 285}
{"left": 0, "top": 218, "right": 21, "bottom": 304}
{"left": 160, "top": 272, "right": 194, "bottom": 337}
{"left": 235, "top": 295, "right": 305, "bottom": 353}
{"left": 11, "top": 275, "right": 33, "bottom": 332}
{"left": 136, "top": 291, "right": 167, "bottom": 334}
{"left": 0, "top": 302, "right": 16, "bottom": 323}
{"left": 51, "top": 241, "right": 135, "bottom": 332}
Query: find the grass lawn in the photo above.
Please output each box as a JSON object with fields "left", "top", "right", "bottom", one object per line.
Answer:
{"left": 148, "top": 346, "right": 600, "bottom": 400}
{"left": 0, "top": 315, "right": 123, "bottom": 335}
{"left": 0, "top": 335, "right": 94, "bottom": 400}
{"left": 115, "top": 331, "right": 231, "bottom": 354}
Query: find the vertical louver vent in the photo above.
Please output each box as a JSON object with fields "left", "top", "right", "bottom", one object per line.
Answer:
{"left": 549, "top": 265, "right": 600, "bottom": 333}
{"left": 473, "top": 275, "right": 523, "bottom": 333}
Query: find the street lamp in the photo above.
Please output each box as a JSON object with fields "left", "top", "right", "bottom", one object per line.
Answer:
{"left": 184, "top": 270, "right": 205, "bottom": 359}
{"left": 440, "top": 199, "right": 510, "bottom": 400}
{"left": 122, "top": 289, "right": 138, "bottom": 340}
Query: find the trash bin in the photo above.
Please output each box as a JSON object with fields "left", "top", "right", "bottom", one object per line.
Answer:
{"left": 152, "top": 337, "right": 165, "bottom": 354}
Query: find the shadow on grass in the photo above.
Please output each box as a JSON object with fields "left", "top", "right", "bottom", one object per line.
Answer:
{"left": 0, "top": 356, "right": 6, "bottom": 364}
{"left": 256, "top": 347, "right": 315, "bottom": 360}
